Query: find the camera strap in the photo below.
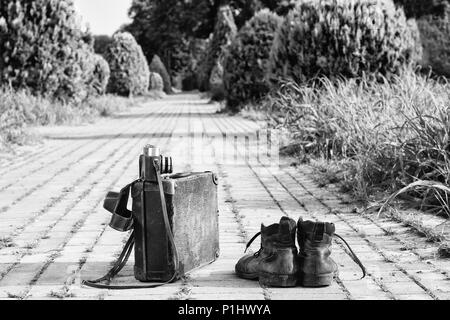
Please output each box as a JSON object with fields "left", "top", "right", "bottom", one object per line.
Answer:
{"left": 82, "top": 160, "right": 181, "bottom": 290}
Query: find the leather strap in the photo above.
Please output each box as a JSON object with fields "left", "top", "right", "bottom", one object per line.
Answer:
{"left": 82, "top": 160, "right": 181, "bottom": 289}
{"left": 108, "top": 184, "right": 134, "bottom": 232}
{"left": 154, "top": 159, "right": 182, "bottom": 282}
{"left": 82, "top": 231, "right": 136, "bottom": 289}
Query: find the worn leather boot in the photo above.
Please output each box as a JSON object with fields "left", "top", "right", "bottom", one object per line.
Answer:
{"left": 235, "top": 217, "right": 299, "bottom": 287}
{"left": 297, "top": 218, "right": 338, "bottom": 287}
{"left": 297, "top": 218, "right": 367, "bottom": 287}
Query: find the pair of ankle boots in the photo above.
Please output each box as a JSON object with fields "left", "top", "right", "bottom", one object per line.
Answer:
{"left": 235, "top": 217, "right": 366, "bottom": 287}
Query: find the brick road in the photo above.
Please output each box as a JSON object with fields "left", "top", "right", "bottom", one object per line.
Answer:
{"left": 0, "top": 93, "right": 449, "bottom": 300}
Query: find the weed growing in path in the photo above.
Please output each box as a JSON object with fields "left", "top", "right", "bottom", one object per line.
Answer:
{"left": 0, "top": 237, "right": 15, "bottom": 249}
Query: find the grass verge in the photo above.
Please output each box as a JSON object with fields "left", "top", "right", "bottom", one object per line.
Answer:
{"left": 265, "top": 69, "right": 450, "bottom": 218}
{"left": 0, "top": 87, "right": 134, "bottom": 149}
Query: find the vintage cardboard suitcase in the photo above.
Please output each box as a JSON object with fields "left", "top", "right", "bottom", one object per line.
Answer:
{"left": 132, "top": 170, "right": 220, "bottom": 281}
{"left": 83, "top": 145, "right": 220, "bottom": 289}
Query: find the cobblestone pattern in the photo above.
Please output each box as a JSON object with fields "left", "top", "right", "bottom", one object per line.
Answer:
{"left": 0, "top": 93, "right": 449, "bottom": 300}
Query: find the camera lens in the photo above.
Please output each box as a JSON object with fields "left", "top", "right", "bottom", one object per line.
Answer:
{"left": 160, "top": 156, "right": 173, "bottom": 174}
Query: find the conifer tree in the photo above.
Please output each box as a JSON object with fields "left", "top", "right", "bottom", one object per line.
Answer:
{"left": 0, "top": 0, "right": 97, "bottom": 101}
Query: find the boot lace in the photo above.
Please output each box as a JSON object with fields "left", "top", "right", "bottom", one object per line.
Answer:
{"left": 244, "top": 232, "right": 262, "bottom": 257}
{"left": 244, "top": 231, "right": 367, "bottom": 279}
{"left": 334, "top": 233, "right": 367, "bottom": 279}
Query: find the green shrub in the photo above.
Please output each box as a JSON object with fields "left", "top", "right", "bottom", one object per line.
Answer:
{"left": 94, "top": 35, "right": 113, "bottom": 56}
{"left": 0, "top": 87, "right": 27, "bottom": 146}
{"left": 268, "top": 0, "right": 418, "bottom": 85}
{"left": 72, "top": 44, "right": 98, "bottom": 99}
{"left": 406, "top": 19, "right": 424, "bottom": 65}
{"left": 92, "top": 54, "right": 110, "bottom": 95}
{"left": 149, "top": 55, "right": 172, "bottom": 94}
{"left": 105, "top": 32, "right": 150, "bottom": 96}
{"left": 196, "top": 36, "right": 213, "bottom": 92}
{"left": 182, "top": 72, "right": 199, "bottom": 91}
{"left": 0, "top": 0, "right": 96, "bottom": 102}
{"left": 149, "top": 72, "right": 164, "bottom": 91}
{"left": 394, "top": 1, "right": 450, "bottom": 77}
{"left": 417, "top": 10, "right": 450, "bottom": 77}
{"left": 258, "top": 0, "right": 297, "bottom": 16}
{"left": 394, "top": 0, "right": 450, "bottom": 19}
{"left": 224, "top": 10, "right": 282, "bottom": 111}
{"left": 200, "top": 5, "right": 237, "bottom": 92}
{"left": 209, "top": 60, "right": 226, "bottom": 101}
{"left": 181, "top": 38, "right": 208, "bottom": 91}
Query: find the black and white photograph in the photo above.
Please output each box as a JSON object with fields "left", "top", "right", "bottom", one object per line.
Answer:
{"left": 0, "top": 0, "right": 450, "bottom": 305}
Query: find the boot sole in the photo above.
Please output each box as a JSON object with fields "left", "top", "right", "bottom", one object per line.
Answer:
{"left": 300, "top": 272, "right": 334, "bottom": 287}
{"left": 259, "top": 272, "right": 297, "bottom": 288}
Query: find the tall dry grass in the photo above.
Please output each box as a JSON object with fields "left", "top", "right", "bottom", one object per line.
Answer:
{"left": 266, "top": 70, "right": 450, "bottom": 216}
{"left": 0, "top": 87, "right": 133, "bottom": 148}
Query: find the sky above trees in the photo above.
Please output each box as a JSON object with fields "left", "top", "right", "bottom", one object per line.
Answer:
{"left": 73, "top": 0, "right": 132, "bottom": 35}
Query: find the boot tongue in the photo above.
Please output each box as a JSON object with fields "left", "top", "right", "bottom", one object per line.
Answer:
{"left": 300, "top": 220, "right": 335, "bottom": 239}
{"left": 279, "top": 216, "right": 296, "bottom": 239}
{"left": 260, "top": 223, "right": 279, "bottom": 249}
{"left": 261, "top": 217, "right": 296, "bottom": 247}
{"left": 261, "top": 223, "right": 279, "bottom": 237}
{"left": 278, "top": 217, "right": 296, "bottom": 245}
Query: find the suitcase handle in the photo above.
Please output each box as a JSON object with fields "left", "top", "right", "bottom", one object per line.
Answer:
{"left": 168, "top": 172, "right": 219, "bottom": 186}
{"left": 168, "top": 172, "right": 206, "bottom": 179}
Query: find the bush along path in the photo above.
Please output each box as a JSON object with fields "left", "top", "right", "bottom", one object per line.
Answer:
{"left": 0, "top": 93, "right": 449, "bottom": 300}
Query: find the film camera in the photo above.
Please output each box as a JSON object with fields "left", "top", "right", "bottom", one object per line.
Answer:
{"left": 83, "top": 145, "right": 219, "bottom": 289}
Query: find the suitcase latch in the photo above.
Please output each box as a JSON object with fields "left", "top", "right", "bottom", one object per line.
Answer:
{"left": 212, "top": 173, "right": 219, "bottom": 185}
